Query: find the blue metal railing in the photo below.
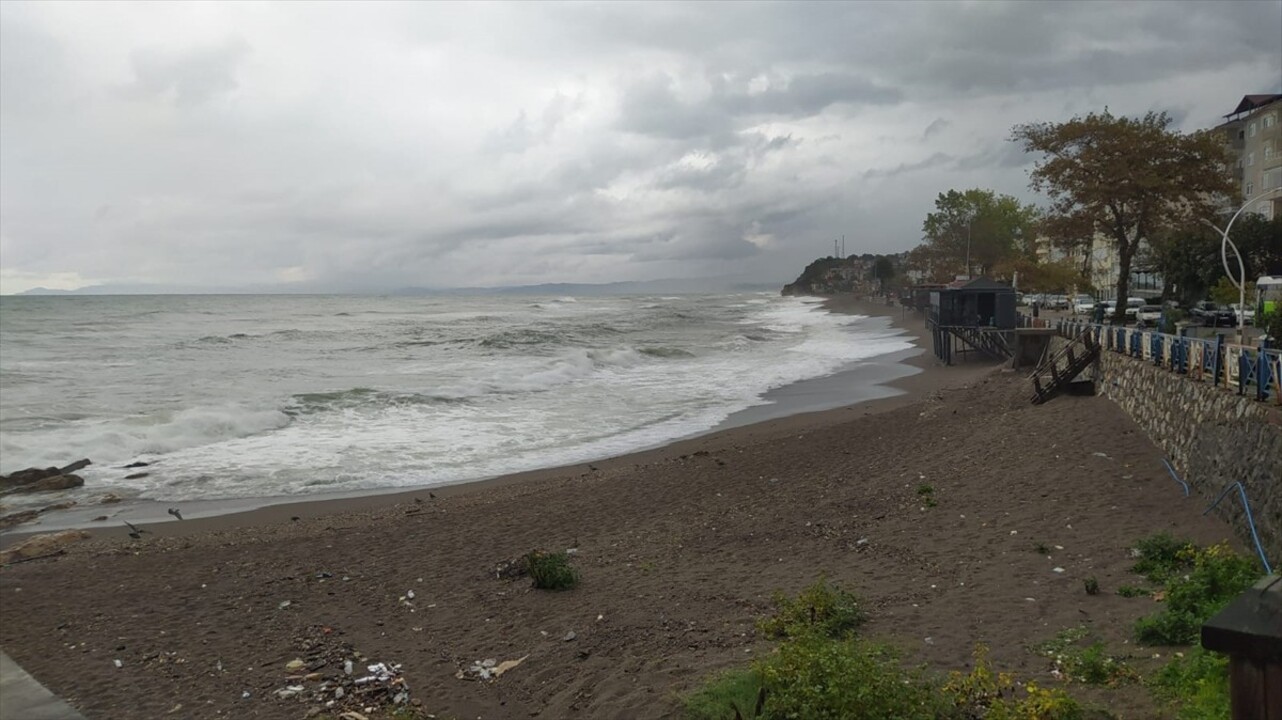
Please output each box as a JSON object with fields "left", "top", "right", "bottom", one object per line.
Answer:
{"left": 1054, "top": 319, "right": 1280, "bottom": 403}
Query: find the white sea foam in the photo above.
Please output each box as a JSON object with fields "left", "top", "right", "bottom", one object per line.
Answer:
{"left": 0, "top": 293, "right": 917, "bottom": 503}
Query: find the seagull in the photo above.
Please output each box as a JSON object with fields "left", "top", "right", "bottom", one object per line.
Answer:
{"left": 122, "top": 520, "right": 149, "bottom": 540}
{"left": 167, "top": 508, "right": 184, "bottom": 521}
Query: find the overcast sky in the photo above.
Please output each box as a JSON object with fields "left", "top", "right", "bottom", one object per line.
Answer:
{"left": 1, "top": 1, "right": 1279, "bottom": 293}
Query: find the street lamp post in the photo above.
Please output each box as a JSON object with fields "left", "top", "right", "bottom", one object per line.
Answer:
{"left": 966, "top": 219, "right": 972, "bottom": 280}
{"left": 1207, "top": 189, "right": 1282, "bottom": 345}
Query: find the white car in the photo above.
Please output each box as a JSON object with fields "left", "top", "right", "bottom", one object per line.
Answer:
{"left": 1124, "top": 297, "right": 1144, "bottom": 320}
{"left": 1136, "top": 305, "right": 1162, "bottom": 325}
{"left": 1073, "top": 296, "right": 1097, "bottom": 314}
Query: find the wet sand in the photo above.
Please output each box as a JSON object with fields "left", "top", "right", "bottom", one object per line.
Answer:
{"left": 0, "top": 297, "right": 1239, "bottom": 719}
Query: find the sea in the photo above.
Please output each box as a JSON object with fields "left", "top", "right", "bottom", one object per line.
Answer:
{"left": 0, "top": 293, "right": 916, "bottom": 513}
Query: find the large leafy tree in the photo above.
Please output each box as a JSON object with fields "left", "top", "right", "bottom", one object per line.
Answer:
{"left": 1011, "top": 111, "right": 1234, "bottom": 323}
{"left": 1149, "top": 212, "right": 1282, "bottom": 305}
{"left": 919, "top": 188, "right": 1039, "bottom": 280}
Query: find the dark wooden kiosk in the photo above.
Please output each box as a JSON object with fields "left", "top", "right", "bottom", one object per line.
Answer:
{"left": 927, "top": 277, "right": 1016, "bottom": 364}
{"left": 1201, "top": 574, "right": 1281, "bottom": 719}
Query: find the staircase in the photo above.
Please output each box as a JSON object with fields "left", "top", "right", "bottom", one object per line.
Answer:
{"left": 949, "top": 326, "right": 1013, "bottom": 361}
{"left": 1030, "top": 330, "right": 1100, "bottom": 404}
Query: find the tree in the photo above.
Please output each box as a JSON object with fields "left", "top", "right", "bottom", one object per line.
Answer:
{"left": 919, "top": 188, "right": 1039, "bottom": 280}
{"left": 994, "top": 256, "right": 1090, "bottom": 294}
{"left": 871, "top": 256, "right": 895, "bottom": 292}
{"left": 1148, "top": 225, "right": 1220, "bottom": 305}
{"left": 1225, "top": 213, "right": 1282, "bottom": 277}
{"left": 1149, "top": 212, "right": 1281, "bottom": 305}
{"left": 1011, "top": 111, "right": 1234, "bottom": 324}
{"left": 1210, "top": 277, "right": 1254, "bottom": 306}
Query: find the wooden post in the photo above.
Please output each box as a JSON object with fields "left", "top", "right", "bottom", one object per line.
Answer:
{"left": 1202, "top": 575, "right": 1282, "bottom": 719}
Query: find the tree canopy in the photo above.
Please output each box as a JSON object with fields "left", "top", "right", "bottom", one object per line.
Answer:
{"left": 1148, "top": 213, "right": 1282, "bottom": 305}
{"left": 916, "top": 188, "right": 1039, "bottom": 281}
{"left": 1011, "top": 111, "right": 1234, "bottom": 323}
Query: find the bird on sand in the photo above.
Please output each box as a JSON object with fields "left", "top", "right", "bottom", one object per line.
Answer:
{"left": 123, "top": 520, "right": 149, "bottom": 540}
{"left": 167, "top": 507, "right": 184, "bottom": 520}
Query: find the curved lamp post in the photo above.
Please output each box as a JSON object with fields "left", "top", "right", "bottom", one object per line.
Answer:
{"left": 1205, "top": 188, "right": 1282, "bottom": 345}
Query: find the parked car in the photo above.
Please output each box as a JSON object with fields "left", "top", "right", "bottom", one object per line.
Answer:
{"left": 1072, "top": 295, "right": 1096, "bottom": 314}
{"left": 1190, "top": 301, "right": 1236, "bottom": 327}
{"left": 1229, "top": 302, "right": 1255, "bottom": 325}
{"left": 1099, "top": 300, "right": 1117, "bottom": 320}
{"left": 1136, "top": 305, "right": 1162, "bottom": 327}
{"left": 1124, "top": 297, "right": 1145, "bottom": 320}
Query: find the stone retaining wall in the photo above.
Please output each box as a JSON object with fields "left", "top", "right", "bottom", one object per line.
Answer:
{"left": 1088, "top": 346, "right": 1282, "bottom": 563}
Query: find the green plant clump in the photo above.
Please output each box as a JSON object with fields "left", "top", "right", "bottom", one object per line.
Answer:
{"left": 943, "top": 645, "right": 1084, "bottom": 720}
{"left": 682, "top": 668, "right": 764, "bottom": 720}
{"left": 1130, "top": 532, "right": 1194, "bottom": 583}
{"left": 1083, "top": 577, "right": 1100, "bottom": 596}
{"left": 756, "top": 578, "right": 865, "bottom": 640}
{"left": 1134, "top": 542, "right": 1260, "bottom": 645}
{"left": 522, "top": 549, "right": 579, "bottom": 590}
{"left": 760, "top": 636, "right": 945, "bottom": 719}
{"left": 1036, "top": 629, "right": 1137, "bottom": 687}
{"left": 1116, "top": 585, "right": 1151, "bottom": 598}
{"left": 1149, "top": 648, "right": 1230, "bottom": 720}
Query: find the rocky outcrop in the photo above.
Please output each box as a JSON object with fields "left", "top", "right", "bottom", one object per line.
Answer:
{"left": 0, "top": 460, "right": 90, "bottom": 495}
{"left": 0, "top": 530, "right": 90, "bottom": 564}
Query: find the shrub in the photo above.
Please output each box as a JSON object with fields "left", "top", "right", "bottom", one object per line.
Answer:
{"left": 682, "top": 668, "right": 763, "bottom": 720}
{"left": 756, "top": 578, "right": 865, "bottom": 640}
{"left": 1134, "top": 543, "right": 1259, "bottom": 645}
{"left": 1083, "top": 577, "right": 1100, "bottom": 595}
{"left": 1149, "top": 648, "right": 1230, "bottom": 720}
{"left": 943, "top": 645, "right": 1084, "bottom": 720}
{"left": 1130, "top": 532, "right": 1193, "bottom": 583}
{"left": 758, "top": 636, "right": 945, "bottom": 720}
{"left": 1116, "top": 585, "right": 1151, "bottom": 598}
{"left": 522, "top": 549, "right": 578, "bottom": 590}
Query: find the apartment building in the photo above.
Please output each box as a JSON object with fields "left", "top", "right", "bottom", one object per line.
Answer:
{"left": 1219, "top": 94, "right": 1282, "bottom": 218}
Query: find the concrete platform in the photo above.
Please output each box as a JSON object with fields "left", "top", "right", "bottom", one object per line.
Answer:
{"left": 0, "top": 651, "right": 86, "bottom": 720}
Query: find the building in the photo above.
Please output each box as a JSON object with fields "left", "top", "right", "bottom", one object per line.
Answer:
{"left": 1218, "top": 94, "right": 1282, "bottom": 219}
{"left": 1032, "top": 235, "right": 1161, "bottom": 300}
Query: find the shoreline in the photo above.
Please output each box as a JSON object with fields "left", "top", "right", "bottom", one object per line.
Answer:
{"left": 4, "top": 295, "right": 989, "bottom": 544}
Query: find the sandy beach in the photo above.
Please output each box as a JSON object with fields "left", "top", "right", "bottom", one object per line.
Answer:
{"left": 0, "top": 298, "right": 1241, "bottom": 719}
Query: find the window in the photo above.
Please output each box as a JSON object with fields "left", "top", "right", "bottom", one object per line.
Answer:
{"left": 1267, "top": 140, "right": 1276, "bottom": 160}
{"left": 1249, "top": 122, "right": 1257, "bottom": 137}
{"left": 1266, "top": 113, "right": 1278, "bottom": 128}
{"left": 1264, "top": 167, "right": 1282, "bottom": 190}
{"left": 1246, "top": 181, "right": 1254, "bottom": 196}
{"left": 1247, "top": 152, "right": 1255, "bottom": 166}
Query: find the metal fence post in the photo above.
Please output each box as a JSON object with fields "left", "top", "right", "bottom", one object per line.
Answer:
{"left": 1214, "top": 334, "right": 1225, "bottom": 387}
{"left": 1260, "top": 341, "right": 1270, "bottom": 403}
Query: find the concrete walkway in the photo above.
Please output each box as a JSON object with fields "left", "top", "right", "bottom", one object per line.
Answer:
{"left": 0, "top": 651, "right": 86, "bottom": 720}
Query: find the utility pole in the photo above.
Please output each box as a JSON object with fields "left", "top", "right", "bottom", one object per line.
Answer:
{"left": 834, "top": 238, "right": 839, "bottom": 258}
{"left": 841, "top": 234, "right": 846, "bottom": 258}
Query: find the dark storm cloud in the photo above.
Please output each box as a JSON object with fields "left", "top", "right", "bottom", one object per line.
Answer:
{"left": 862, "top": 153, "right": 955, "bottom": 180}
{"left": 616, "top": 74, "right": 736, "bottom": 140}
{"left": 617, "top": 70, "right": 899, "bottom": 141}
